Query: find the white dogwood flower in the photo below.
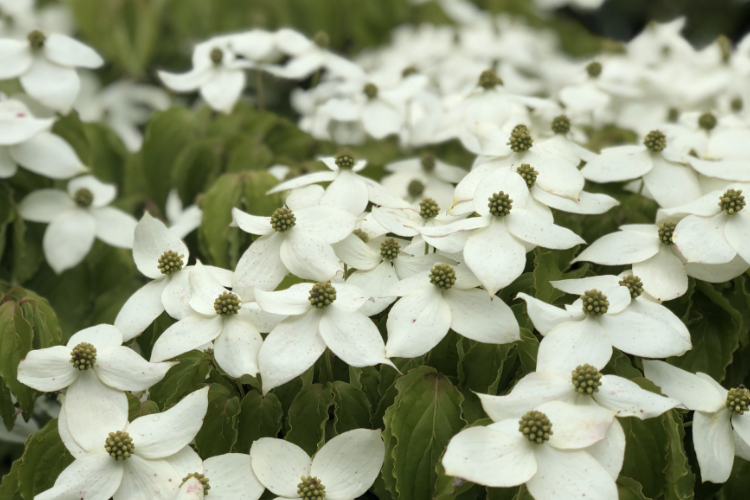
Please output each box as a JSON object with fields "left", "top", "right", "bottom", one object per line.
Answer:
{"left": 0, "top": 30, "right": 103, "bottom": 112}
{"left": 518, "top": 276, "right": 692, "bottom": 373}
{"left": 150, "top": 262, "right": 282, "bottom": 379}
{"left": 170, "top": 449, "right": 265, "bottom": 500}
{"left": 442, "top": 400, "right": 617, "bottom": 500}
{"left": 383, "top": 262, "right": 520, "bottom": 358}
{"left": 18, "top": 175, "right": 137, "bottom": 273}
{"left": 165, "top": 189, "right": 203, "bottom": 239}
{"left": 268, "top": 28, "right": 364, "bottom": 80}
{"left": 644, "top": 360, "right": 750, "bottom": 483}
{"left": 255, "top": 281, "right": 394, "bottom": 393}
{"left": 250, "top": 429, "right": 384, "bottom": 500}
{"left": 419, "top": 168, "right": 585, "bottom": 294}
{"left": 114, "top": 213, "right": 233, "bottom": 341}
{"left": 0, "top": 98, "right": 87, "bottom": 179}
{"left": 17, "top": 324, "right": 174, "bottom": 464}
{"left": 37, "top": 387, "right": 209, "bottom": 500}
{"left": 380, "top": 154, "right": 466, "bottom": 208}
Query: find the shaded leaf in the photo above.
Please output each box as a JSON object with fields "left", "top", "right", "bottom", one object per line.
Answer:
{"left": 285, "top": 383, "right": 334, "bottom": 455}
{"left": 194, "top": 384, "right": 241, "bottom": 459}
{"left": 235, "top": 391, "right": 283, "bottom": 453}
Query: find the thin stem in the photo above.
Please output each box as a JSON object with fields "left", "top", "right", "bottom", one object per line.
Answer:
{"left": 256, "top": 70, "right": 264, "bottom": 111}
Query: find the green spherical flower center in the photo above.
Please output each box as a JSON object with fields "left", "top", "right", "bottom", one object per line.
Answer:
{"left": 158, "top": 250, "right": 184, "bottom": 276}
{"left": 571, "top": 364, "right": 603, "bottom": 395}
{"left": 297, "top": 476, "right": 326, "bottom": 500}
{"left": 488, "top": 191, "right": 512, "bottom": 217}
{"left": 667, "top": 108, "right": 679, "bottom": 123}
{"left": 214, "top": 291, "right": 241, "bottom": 316}
{"left": 313, "top": 31, "right": 329, "bottom": 48}
{"left": 335, "top": 154, "right": 355, "bottom": 169}
{"left": 380, "top": 238, "right": 401, "bottom": 261}
{"left": 698, "top": 112, "right": 717, "bottom": 131}
{"left": 408, "top": 179, "right": 425, "bottom": 198}
{"left": 551, "top": 115, "right": 571, "bottom": 135}
{"left": 658, "top": 221, "right": 676, "bottom": 245}
{"left": 419, "top": 198, "right": 440, "bottom": 219}
{"left": 581, "top": 289, "right": 609, "bottom": 316}
{"left": 271, "top": 207, "right": 296, "bottom": 232}
{"left": 507, "top": 125, "right": 533, "bottom": 153}
{"left": 309, "top": 282, "right": 336, "bottom": 308}
{"left": 726, "top": 386, "right": 750, "bottom": 415}
{"left": 719, "top": 189, "right": 745, "bottom": 215}
{"left": 430, "top": 263, "right": 456, "bottom": 290}
{"left": 353, "top": 228, "right": 369, "bottom": 243}
{"left": 519, "top": 411, "right": 553, "bottom": 444}
{"left": 421, "top": 153, "right": 436, "bottom": 173}
{"left": 70, "top": 342, "right": 97, "bottom": 370}
{"left": 181, "top": 472, "right": 211, "bottom": 495}
{"left": 364, "top": 83, "right": 378, "bottom": 100}
{"left": 586, "top": 61, "right": 602, "bottom": 78}
{"left": 478, "top": 69, "right": 503, "bottom": 89}
{"left": 516, "top": 164, "right": 538, "bottom": 188}
{"left": 643, "top": 130, "right": 667, "bottom": 152}
{"left": 74, "top": 188, "right": 94, "bottom": 208}
{"left": 402, "top": 66, "right": 418, "bottom": 77}
{"left": 210, "top": 48, "right": 223, "bottom": 64}
{"left": 105, "top": 431, "right": 134, "bottom": 461}
{"left": 732, "top": 97, "right": 743, "bottom": 112}
{"left": 619, "top": 275, "right": 644, "bottom": 299}
{"left": 27, "top": 30, "right": 46, "bottom": 49}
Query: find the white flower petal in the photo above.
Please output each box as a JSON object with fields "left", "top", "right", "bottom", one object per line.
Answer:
{"left": 345, "top": 263, "right": 399, "bottom": 316}
{"left": 267, "top": 170, "right": 339, "bottom": 195}
{"left": 473, "top": 168, "right": 530, "bottom": 217}
{"left": 158, "top": 67, "right": 211, "bottom": 93}
{"left": 150, "top": 315, "right": 223, "bottom": 362}
{"left": 17, "top": 345, "right": 77, "bottom": 391}
{"left": 632, "top": 246, "right": 689, "bottom": 301}
{"left": 477, "top": 373, "right": 574, "bottom": 421}
{"left": 285, "top": 185, "right": 325, "bottom": 211}
{"left": 95, "top": 347, "right": 174, "bottom": 391}
{"left": 319, "top": 306, "right": 391, "bottom": 368}
{"left": 319, "top": 170, "right": 369, "bottom": 216}
{"left": 731, "top": 413, "right": 750, "bottom": 452}
{"left": 295, "top": 205, "right": 358, "bottom": 244}
{"left": 133, "top": 212, "right": 189, "bottom": 279}
{"left": 10, "top": 131, "right": 87, "bottom": 179}
{"left": 18, "top": 189, "right": 75, "bottom": 223}
{"left": 594, "top": 375, "right": 679, "bottom": 418}
{"left": 385, "top": 288, "right": 452, "bottom": 359}
{"left": 311, "top": 429, "right": 385, "bottom": 500}
{"left": 44, "top": 34, "right": 103, "bottom": 68}
{"left": 526, "top": 445, "right": 617, "bottom": 500}
{"left": 254, "top": 283, "right": 314, "bottom": 316}
{"left": 43, "top": 208, "right": 96, "bottom": 274}
{"left": 0, "top": 147, "right": 18, "bottom": 178}
{"left": 532, "top": 186, "right": 619, "bottom": 215}
{"left": 549, "top": 275, "right": 621, "bottom": 295}
{"left": 538, "top": 400, "right": 614, "bottom": 449}
{"left": 693, "top": 409, "right": 735, "bottom": 483}
{"left": 362, "top": 99, "right": 401, "bottom": 139}
{"left": 117, "top": 455, "right": 180, "bottom": 500}
{"left": 163, "top": 445, "right": 203, "bottom": 478}
{"left": 200, "top": 68, "right": 245, "bottom": 113}
{"left": 642, "top": 156, "right": 702, "bottom": 209}
{"left": 250, "top": 438, "right": 312, "bottom": 498}
{"left": 516, "top": 293, "right": 582, "bottom": 336}
{"left": 91, "top": 207, "right": 137, "bottom": 248}
{"left": 600, "top": 311, "right": 691, "bottom": 358}
{"left": 0, "top": 110, "right": 53, "bottom": 146}
{"left": 725, "top": 212, "right": 750, "bottom": 264}
{"left": 203, "top": 453, "right": 265, "bottom": 500}
{"left": 506, "top": 209, "right": 585, "bottom": 249}
{"left": 67, "top": 175, "right": 117, "bottom": 207}
{"left": 580, "top": 145, "right": 652, "bottom": 183}
{"left": 536, "top": 318, "right": 613, "bottom": 376}
{"left": 584, "top": 418, "right": 626, "bottom": 480}
{"left": 258, "top": 310, "right": 327, "bottom": 393}
{"left": 57, "top": 405, "right": 86, "bottom": 458}
{"left": 573, "top": 227, "right": 659, "bottom": 265}
{"left": 443, "top": 288, "right": 520, "bottom": 344}
{"left": 35, "top": 452, "right": 123, "bottom": 500}
{"left": 233, "top": 232, "right": 288, "bottom": 294}
{"left": 162, "top": 269, "right": 193, "bottom": 320}
{"left": 524, "top": 150, "right": 585, "bottom": 200}
{"left": 0, "top": 40, "right": 33, "bottom": 79}
{"left": 128, "top": 386, "right": 209, "bottom": 460}
{"left": 213, "top": 317, "right": 264, "bottom": 378}
{"left": 627, "top": 297, "right": 691, "bottom": 345}
{"left": 175, "top": 477, "right": 205, "bottom": 500}
{"left": 332, "top": 234, "right": 382, "bottom": 270}
{"left": 642, "top": 360, "right": 725, "bottom": 412}
{"left": 188, "top": 263, "right": 229, "bottom": 316}
{"left": 67, "top": 324, "right": 124, "bottom": 349}
{"left": 279, "top": 229, "right": 344, "bottom": 282}
{"left": 20, "top": 57, "right": 80, "bottom": 113}
{"left": 673, "top": 213, "right": 735, "bottom": 264}
{"left": 231, "top": 208, "right": 273, "bottom": 236}
{"left": 464, "top": 218, "right": 527, "bottom": 295}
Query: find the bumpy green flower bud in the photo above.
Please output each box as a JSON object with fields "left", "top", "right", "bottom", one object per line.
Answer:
{"left": 70, "top": 342, "right": 96, "bottom": 370}
{"left": 586, "top": 61, "right": 602, "bottom": 78}
{"left": 74, "top": 188, "right": 94, "bottom": 208}
{"left": 380, "top": 238, "right": 400, "bottom": 261}
{"left": 309, "top": 282, "right": 336, "bottom": 308}
{"left": 297, "top": 476, "right": 326, "bottom": 500}
{"left": 726, "top": 386, "right": 750, "bottom": 415}
{"left": 658, "top": 221, "right": 676, "bottom": 245}
{"left": 551, "top": 115, "right": 571, "bottom": 135}
{"left": 571, "top": 364, "right": 603, "bottom": 395}
{"left": 516, "top": 164, "right": 538, "bottom": 188}
{"left": 27, "top": 30, "right": 46, "bottom": 49}
{"left": 507, "top": 125, "right": 533, "bottom": 152}
{"left": 419, "top": 198, "right": 440, "bottom": 219}
{"left": 698, "top": 112, "right": 717, "bottom": 131}
{"left": 214, "top": 291, "right": 241, "bottom": 316}
{"left": 182, "top": 473, "right": 211, "bottom": 494}
{"left": 719, "top": 189, "right": 745, "bottom": 215}
{"left": 488, "top": 191, "right": 512, "bottom": 217}
{"left": 335, "top": 154, "right": 355, "bottom": 169}
{"left": 430, "top": 263, "right": 456, "bottom": 290}
{"left": 478, "top": 69, "right": 503, "bottom": 89}
{"left": 518, "top": 411, "right": 553, "bottom": 444}
{"left": 364, "top": 83, "right": 378, "bottom": 99}
{"left": 618, "top": 275, "right": 644, "bottom": 299}
{"left": 667, "top": 108, "right": 679, "bottom": 123}
{"left": 313, "top": 31, "right": 330, "bottom": 48}
{"left": 104, "top": 431, "right": 134, "bottom": 461}
{"left": 271, "top": 207, "right": 296, "bottom": 232}
{"left": 643, "top": 130, "right": 666, "bottom": 152}
{"left": 580, "top": 289, "right": 609, "bottom": 316}
{"left": 210, "top": 48, "right": 223, "bottom": 64}
{"left": 732, "top": 97, "right": 743, "bottom": 112}
{"left": 158, "top": 250, "right": 185, "bottom": 275}
{"left": 421, "top": 153, "right": 436, "bottom": 173}
{"left": 408, "top": 179, "right": 425, "bottom": 198}
{"left": 353, "top": 228, "right": 369, "bottom": 243}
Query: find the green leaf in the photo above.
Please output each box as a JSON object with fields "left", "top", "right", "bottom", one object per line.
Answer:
{"left": 198, "top": 173, "right": 245, "bottom": 269}
{"left": 17, "top": 419, "right": 74, "bottom": 499}
{"left": 617, "top": 477, "right": 652, "bottom": 500}
{"left": 457, "top": 341, "right": 515, "bottom": 423}
{"left": 532, "top": 247, "right": 587, "bottom": 304}
{"left": 0, "top": 182, "right": 15, "bottom": 265}
{"left": 171, "top": 139, "right": 223, "bottom": 205}
{"left": 516, "top": 328, "right": 539, "bottom": 375}
{"left": 235, "top": 391, "right": 283, "bottom": 453}
{"left": 285, "top": 383, "right": 334, "bottom": 455}
{"left": 348, "top": 366, "right": 380, "bottom": 420}
{"left": 0, "top": 453, "right": 22, "bottom": 500}
{"left": 242, "top": 171, "right": 283, "bottom": 216}
{"left": 149, "top": 350, "right": 211, "bottom": 410}
{"left": 194, "top": 384, "right": 241, "bottom": 459}
{"left": 662, "top": 410, "right": 695, "bottom": 500}
{"left": 0, "top": 377, "right": 14, "bottom": 431}
{"left": 382, "top": 366, "right": 464, "bottom": 500}
{"left": 226, "top": 139, "right": 274, "bottom": 172}
{"left": 424, "top": 330, "right": 461, "bottom": 380}
{"left": 330, "top": 381, "right": 371, "bottom": 435}
{"left": 620, "top": 415, "right": 670, "bottom": 499}
{"left": 127, "top": 393, "right": 161, "bottom": 421}
{"left": 0, "top": 302, "right": 36, "bottom": 417}
{"left": 10, "top": 214, "right": 43, "bottom": 284}
{"left": 19, "top": 291, "right": 62, "bottom": 350}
